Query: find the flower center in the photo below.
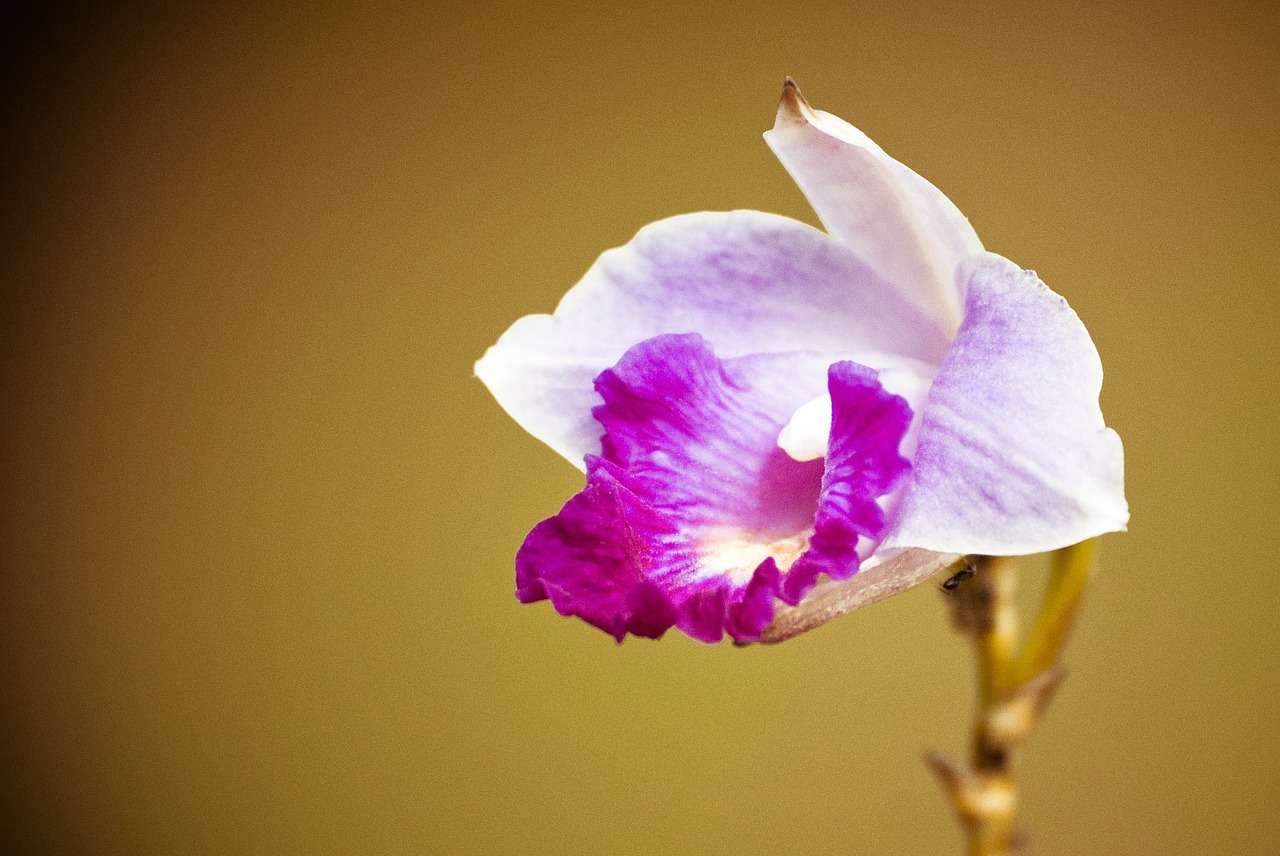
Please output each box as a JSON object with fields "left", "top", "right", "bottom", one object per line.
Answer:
{"left": 695, "top": 530, "right": 812, "bottom": 583}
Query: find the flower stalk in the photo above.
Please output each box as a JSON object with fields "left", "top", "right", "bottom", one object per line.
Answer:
{"left": 930, "top": 543, "right": 1095, "bottom": 855}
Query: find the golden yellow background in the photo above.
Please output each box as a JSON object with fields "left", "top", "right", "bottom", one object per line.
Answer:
{"left": 4, "top": 1, "right": 1277, "bottom": 853}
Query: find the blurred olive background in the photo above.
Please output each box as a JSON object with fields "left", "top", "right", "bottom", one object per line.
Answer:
{"left": 2, "top": 1, "right": 1276, "bottom": 853}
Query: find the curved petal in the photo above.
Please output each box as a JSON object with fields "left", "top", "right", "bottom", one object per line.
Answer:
{"left": 880, "top": 254, "right": 1128, "bottom": 555}
{"left": 764, "top": 79, "right": 983, "bottom": 334}
{"left": 475, "top": 210, "right": 950, "bottom": 468}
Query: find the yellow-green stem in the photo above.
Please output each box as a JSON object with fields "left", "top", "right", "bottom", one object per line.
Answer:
{"left": 1012, "top": 540, "right": 1095, "bottom": 686}
{"left": 933, "top": 547, "right": 1095, "bottom": 856}
{"left": 971, "top": 556, "right": 1021, "bottom": 854}
{"left": 975, "top": 555, "right": 1019, "bottom": 708}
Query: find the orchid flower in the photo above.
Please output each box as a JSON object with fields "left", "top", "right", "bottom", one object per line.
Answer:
{"left": 476, "top": 81, "right": 1127, "bottom": 644}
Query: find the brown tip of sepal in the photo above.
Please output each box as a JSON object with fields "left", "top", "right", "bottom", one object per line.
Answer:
{"left": 776, "top": 77, "right": 816, "bottom": 128}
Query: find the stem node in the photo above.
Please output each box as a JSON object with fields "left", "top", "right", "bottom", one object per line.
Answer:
{"left": 929, "top": 543, "right": 1095, "bottom": 855}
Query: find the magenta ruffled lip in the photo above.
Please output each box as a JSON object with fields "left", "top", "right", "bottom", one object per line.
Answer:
{"left": 514, "top": 334, "right": 912, "bottom": 643}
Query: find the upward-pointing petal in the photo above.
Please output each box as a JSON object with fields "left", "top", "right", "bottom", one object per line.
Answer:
{"left": 764, "top": 79, "right": 983, "bottom": 334}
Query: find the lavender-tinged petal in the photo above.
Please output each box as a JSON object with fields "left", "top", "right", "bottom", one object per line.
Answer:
{"left": 881, "top": 253, "right": 1128, "bottom": 556}
{"left": 475, "top": 210, "right": 949, "bottom": 469}
{"left": 782, "top": 363, "right": 914, "bottom": 603}
{"left": 764, "top": 80, "right": 983, "bottom": 334}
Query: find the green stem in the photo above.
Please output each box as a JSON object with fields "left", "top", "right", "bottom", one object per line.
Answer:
{"left": 975, "top": 555, "right": 1019, "bottom": 708}
{"left": 931, "top": 544, "right": 1096, "bottom": 856}
{"left": 1012, "top": 540, "right": 1095, "bottom": 686}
